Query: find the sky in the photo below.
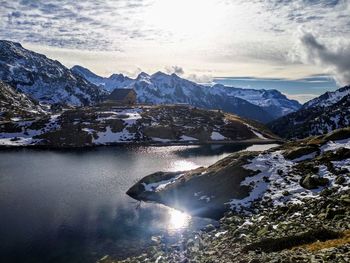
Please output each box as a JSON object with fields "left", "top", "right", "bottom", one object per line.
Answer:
{"left": 1, "top": 0, "right": 350, "bottom": 102}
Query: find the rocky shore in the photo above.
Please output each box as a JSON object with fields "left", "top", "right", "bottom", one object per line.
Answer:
{"left": 108, "top": 128, "right": 350, "bottom": 262}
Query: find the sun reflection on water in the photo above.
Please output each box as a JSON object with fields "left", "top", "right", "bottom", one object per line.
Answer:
{"left": 168, "top": 160, "right": 199, "bottom": 172}
{"left": 167, "top": 208, "right": 191, "bottom": 231}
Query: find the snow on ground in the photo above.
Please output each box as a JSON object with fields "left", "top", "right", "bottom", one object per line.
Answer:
{"left": 180, "top": 135, "right": 198, "bottom": 141}
{"left": 228, "top": 143, "right": 350, "bottom": 211}
{"left": 214, "top": 231, "right": 228, "bottom": 238}
{"left": 0, "top": 114, "right": 61, "bottom": 146}
{"left": 210, "top": 132, "right": 226, "bottom": 140}
{"left": 241, "top": 144, "right": 279, "bottom": 152}
{"left": 93, "top": 108, "right": 142, "bottom": 144}
{"left": 245, "top": 124, "right": 268, "bottom": 140}
{"left": 142, "top": 173, "right": 184, "bottom": 192}
{"left": 292, "top": 151, "right": 317, "bottom": 162}
{"left": 0, "top": 137, "right": 39, "bottom": 146}
{"left": 333, "top": 159, "right": 350, "bottom": 172}
{"left": 321, "top": 138, "right": 350, "bottom": 152}
{"left": 151, "top": 137, "right": 172, "bottom": 143}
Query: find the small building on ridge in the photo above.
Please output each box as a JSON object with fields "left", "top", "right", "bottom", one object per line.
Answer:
{"left": 105, "top": 89, "right": 137, "bottom": 105}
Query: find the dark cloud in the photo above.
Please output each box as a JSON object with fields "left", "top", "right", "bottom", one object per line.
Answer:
{"left": 165, "top": 65, "right": 185, "bottom": 75}
{"left": 299, "top": 32, "right": 350, "bottom": 85}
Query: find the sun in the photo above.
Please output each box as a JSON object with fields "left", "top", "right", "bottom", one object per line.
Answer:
{"left": 168, "top": 208, "right": 191, "bottom": 230}
{"left": 144, "top": 0, "right": 224, "bottom": 39}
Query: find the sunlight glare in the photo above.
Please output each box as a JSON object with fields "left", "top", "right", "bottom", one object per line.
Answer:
{"left": 168, "top": 208, "right": 191, "bottom": 230}
{"left": 144, "top": 0, "right": 224, "bottom": 38}
{"left": 169, "top": 160, "right": 199, "bottom": 172}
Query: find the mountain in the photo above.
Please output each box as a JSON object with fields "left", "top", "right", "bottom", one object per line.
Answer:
{"left": 71, "top": 65, "right": 134, "bottom": 90}
{"left": 209, "top": 84, "right": 301, "bottom": 119}
{"left": 0, "top": 40, "right": 105, "bottom": 106}
{"left": 0, "top": 81, "right": 46, "bottom": 121}
{"left": 269, "top": 85, "right": 350, "bottom": 139}
{"left": 73, "top": 66, "right": 301, "bottom": 123}
{"left": 303, "top": 85, "right": 350, "bottom": 109}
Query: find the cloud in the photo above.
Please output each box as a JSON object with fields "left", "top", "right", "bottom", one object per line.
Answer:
{"left": 0, "top": 0, "right": 155, "bottom": 51}
{"left": 165, "top": 65, "right": 185, "bottom": 75}
{"left": 296, "top": 31, "right": 350, "bottom": 85}
{"left": 187, "top": 74, "right": 213, "bottom": 84}
{"left": 284, "top": 93, "right": 318, "bottom": 103}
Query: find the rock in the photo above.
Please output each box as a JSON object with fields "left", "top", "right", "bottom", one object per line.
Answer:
{"left": 320, "top": 188, "right": 332, "bottom": 197}
{"left": 282, "top": 190, "right": 290, "bottom": 196}
{"left": 203, "top": 224, "right": 216, "bottom": 232}
{"left": 300, "top": 174, "right": 329, "bottom": 189}
{"left": 335, "top": 176, "right": 346, "bottom": 185}
{"left": 325, "top": 208, "right": 346, "bottom": 220}
{"left": 339, "top": 194, "right": 350, "bottom": 205}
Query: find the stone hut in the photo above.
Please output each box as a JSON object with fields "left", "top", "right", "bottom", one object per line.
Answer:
{"left": 106, "top": 89, "right": 137, "bottom": 105}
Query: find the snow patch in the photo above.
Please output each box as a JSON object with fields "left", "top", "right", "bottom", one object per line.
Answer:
{"left": 210, "top": 132, "right": 226, "bottom": 140}
{"left": 142, "top": 173, "right": 184, "bottom": 192}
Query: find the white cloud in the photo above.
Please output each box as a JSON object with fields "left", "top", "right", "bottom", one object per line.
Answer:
{"left": 1, "top": 0, "right": 349, "bottom": 80}
{"left": 292, "top": 31, "right": 350, "bottom": 85}
{"left": 284, "top": 93, "right": 318, "bottom": 104}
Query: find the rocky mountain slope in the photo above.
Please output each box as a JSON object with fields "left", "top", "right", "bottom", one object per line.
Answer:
{"left": 0, "top": 40, "right": 105, "bottom": 106}
{"left": 0, "top": 105, "right": 279, "bottom": 148}
{"left": 303, "top": 85, "right": 350, "bottom": 109}
{"left": 0, "top": 81, "right": 46, "bottom": 121}
{"left": 121, "top": 128, "right": 350, "bottom": 262}
{"left": 269, "top": 85, "right": 350, "bottom": 139}
{"left": 72, "top": 66, "right": 301, "bottom": 123}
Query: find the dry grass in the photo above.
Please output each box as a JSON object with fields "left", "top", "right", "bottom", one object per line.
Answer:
{"left": 297, "top": 230, "right": 350, "bottom": 252}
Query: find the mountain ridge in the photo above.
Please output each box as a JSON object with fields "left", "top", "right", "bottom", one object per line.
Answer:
{"left": 72, "top": 65, "right": 301, "bottom": 123}
{"left": 0, "top": 40, "right": 106, "bottom": 106}
{"left": 269, "top": 85, "right": 350, "bottom": 139}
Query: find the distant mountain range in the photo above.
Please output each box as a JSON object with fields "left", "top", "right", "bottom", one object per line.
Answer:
{"left": 269, "top": 85, "right": 350, "bottom": 139}
{"left": 72, "top": 65, "right": 301, "bottom": 122}
{"left": 0, "top": 40, "right": 301, "bottom": 123}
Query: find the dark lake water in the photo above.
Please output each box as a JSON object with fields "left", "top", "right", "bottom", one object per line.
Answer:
{"left": 0, "top": 144, "right": 276, "bottom": 262}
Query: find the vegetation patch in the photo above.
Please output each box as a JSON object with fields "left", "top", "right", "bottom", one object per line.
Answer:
{"left": 296, "top": 230, "right": 350, "bottom": 252}
{"left": 244, "top": 228, "right": 342, "bottom": 252}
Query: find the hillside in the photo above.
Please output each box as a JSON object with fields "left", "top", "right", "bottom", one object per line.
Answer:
{"left": 72, "top": 66, "right": 301, "bottom": 123}
{"left": 121, "top": 128, "right": 350, "bottom": 262}
{"left": 0, "top": 40, "right": 106, "bottom": 106}
{"left": 0, "top": 105, "right": 279, "bottom": 148}
{"left": 0, "top": 81, "right": 46, "bottom": 121}
{"left": 269, "top": 85, "right": 350, "bottom": 139}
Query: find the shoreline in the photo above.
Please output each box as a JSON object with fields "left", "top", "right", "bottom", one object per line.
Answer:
{"left": 0, "top": 139, "right": 283, "bottom": 151}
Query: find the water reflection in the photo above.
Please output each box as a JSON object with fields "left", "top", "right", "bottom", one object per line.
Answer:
{"left": 167, "top": 208, "right": 191, "bottom": 231}
{"left": 168, "top": 160, "right": 200, "bottom": 172}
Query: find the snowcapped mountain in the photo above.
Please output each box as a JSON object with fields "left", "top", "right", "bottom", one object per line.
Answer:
{"left": 71, "top": 65, "right": 134, "bottom": 91}
{"left": 0, "top": 81, "right": 46, "bottom": 121}
{"left": 0, "top": 40, "right": 105, "bottom": 106}
{"left": 209, "top": 84, "right": 301, "bottom": 119}
{"left": 73, "top": 66, "right": 301, "bottom": 123}
{"left": 269, "top": 85, "right": 350, "bottom": 139}
{"left": 303, "top": 86, "right": 350, "bottom": 109}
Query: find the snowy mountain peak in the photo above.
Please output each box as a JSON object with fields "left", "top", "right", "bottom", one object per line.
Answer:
{"left": 269, "top": 85, "right": 350, "bottom": 139}
{"left": 303, "top": 85, "right": 350, "bottom": 109}
{"left": 137, "top": 72, "right": 150, "bottom": 79}
{"left": 109, "top": 73, "right": 130, "bottom": 82}
{"left": 151, "top": 71, "right": 168, "bottom": 78}
{"left": 0, "top": 40, "right": 104, "bottom": 106}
